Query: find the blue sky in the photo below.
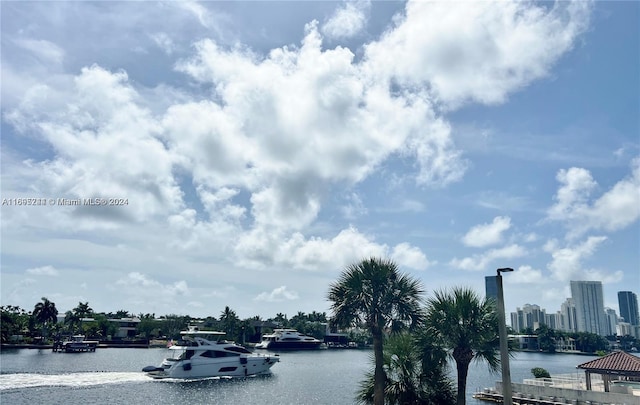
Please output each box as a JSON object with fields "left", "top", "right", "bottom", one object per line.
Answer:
{"left": 1, "top": 1, "right": 638, "bottom": 321}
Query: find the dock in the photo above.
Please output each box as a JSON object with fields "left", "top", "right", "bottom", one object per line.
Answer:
{"left": 474, "top": 390, "right": 581, "bottom": 405}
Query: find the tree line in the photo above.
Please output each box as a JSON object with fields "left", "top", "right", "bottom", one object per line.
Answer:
{"left": 1, "top": 300, "right": 336, "bottom": 345}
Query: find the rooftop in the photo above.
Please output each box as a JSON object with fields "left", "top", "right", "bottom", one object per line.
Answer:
{"left": 577, "top": 351, "right": 640, "bottom": 375}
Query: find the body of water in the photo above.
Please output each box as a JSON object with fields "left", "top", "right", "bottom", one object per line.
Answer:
{"left": 0, "top": 347, "right": 596, "bottom": 404}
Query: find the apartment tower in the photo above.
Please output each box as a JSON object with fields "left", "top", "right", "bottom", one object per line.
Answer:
{"left": 570, "top": 280, "right": 607, "bottom": 336}
{"left": 618, "top": 291, "right": 639, "bottom": 326}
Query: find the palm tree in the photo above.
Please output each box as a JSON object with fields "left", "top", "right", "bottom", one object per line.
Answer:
{"left": 73, "top": 302, "right": 93, "bottom": 319}
{"left": 64, "top": 310, "right": 81, "bottom": 333}
{"left": 220, "top": 306, "right": 239, "bottom": 340}
{"left": 425, "top": 287, "right": 500, "bottom": 405}
{"left": 33, "top": 297, "right": 59, "bottom": 340}
{"left": 328, "top": 257, "right": 424, "bottom": 405}
{"left": 357, "top": 332, "right": 456, "bottom": 405}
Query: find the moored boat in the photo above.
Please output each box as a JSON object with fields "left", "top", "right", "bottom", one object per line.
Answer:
{"left": 142, "top": 326, "right": 279, "bottom": 379}
{"left": 254, "top": 328, "right": 323, "bottom": 350}
{"left": 53, "top": 335, "right": 98, "bottom": 353}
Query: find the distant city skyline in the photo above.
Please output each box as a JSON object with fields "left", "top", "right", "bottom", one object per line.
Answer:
{"left": 499, "top": 279, "right": 639, "bottom": 337}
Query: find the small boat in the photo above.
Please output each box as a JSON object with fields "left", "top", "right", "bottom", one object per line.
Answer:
{"left": 142, "top": 326, "right": 279, "bottom": 379}
{"left": 53, "top": 335, "right": 98, "bottom": 353}
{"left": 254, "top": 328, "right": 323, "bottom": 350}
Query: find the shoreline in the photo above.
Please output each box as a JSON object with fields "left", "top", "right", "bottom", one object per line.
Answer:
{"left": 1, "top": 342, "right": 153, "bottom": 350}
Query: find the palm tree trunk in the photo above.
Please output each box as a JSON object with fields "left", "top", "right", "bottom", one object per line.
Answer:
{"left": 372, "top": 328, "right": 385, "bottom": 405}
{"left": 454, "top": 348, "right": 473, "bottom": 405}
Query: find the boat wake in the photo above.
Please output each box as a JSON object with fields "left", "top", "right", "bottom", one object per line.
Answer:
{"left": 0, "top": 371, "right": 274, "bottom": 391}
{"left": 0, "top": 372, "right": 149, "bottom": 391}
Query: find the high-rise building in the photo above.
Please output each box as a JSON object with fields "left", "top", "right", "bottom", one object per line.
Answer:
{"left": 560, "top": 298, "right": 577, "bottom": 333}
{"left": 617, "top": 321, "right": 633, "bottom": 337}
{"left": 618, "top": 291, "right": 639, "bottom": 326}
{"left": 510, "top": 310, "right": 524, "bottom": 333}
{"left": 524, "top": 303, "right": 545, "bottom": 330}
{"left": 485, "top": 276, "right": 498, "bottom": 302}
{"left": 544, "top": 312, "right": 558, "bottom": 329}
{"left": 604, "top": 308, "right": 618, "bottom": 336}
{"left": 571, "top": 281, "right": 607, "bottom": 336}
{"left": 510, "top": 304, "right": 546, "bottom": 332}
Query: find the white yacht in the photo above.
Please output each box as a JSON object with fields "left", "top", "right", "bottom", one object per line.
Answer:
{"left": 142, "top": 327, "right": 279, "bottom": 379}
{"left": 255, "top": 328, "right": 323, "bottom": 350}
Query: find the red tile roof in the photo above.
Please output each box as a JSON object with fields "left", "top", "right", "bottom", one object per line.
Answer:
{"left": 577, "top": 351, "right": 640, "bottom": 374}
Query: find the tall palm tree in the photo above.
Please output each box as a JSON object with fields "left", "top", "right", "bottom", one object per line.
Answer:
{"left": 33, "top": 297, "right": 59, "bottom": 339}
{"left": 425, "top": 287, "right": 500, "bottom": 405}
{"left": 328, "top": 257, "right": 424, "bottom": 405}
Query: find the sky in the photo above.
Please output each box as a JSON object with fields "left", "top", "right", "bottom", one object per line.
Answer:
{"left": 1, "top": 0, "right": 638, "bottom": 321}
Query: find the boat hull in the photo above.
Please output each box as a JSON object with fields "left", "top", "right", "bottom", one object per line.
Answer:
{"left": 144, "top": 355, "right": 279, "bottom": 379}
{"left": 255, "top": 341, "right": 323, "bottom": 350}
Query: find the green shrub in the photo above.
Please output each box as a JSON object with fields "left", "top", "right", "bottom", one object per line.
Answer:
{"left": 531, "top": 367, "right": 551, "bottom": 378}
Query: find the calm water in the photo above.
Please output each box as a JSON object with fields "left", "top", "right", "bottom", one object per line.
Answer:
{"left": 0, "top": 347, "right": 596, "bottom": 404}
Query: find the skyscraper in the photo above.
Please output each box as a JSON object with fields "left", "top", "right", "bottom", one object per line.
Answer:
{"left": 604, "top": 308, "right": 618, "bottom": 336}
{"left": 618, "top": 291, "right": 639, "bottom": 326}
{"left": 570, "top": 281, "right": 607, "bottom": 336}
{"left": 560, "top": 298, "right": 577, "bottom": 333}
{"left": 485, "top": 276, "right": 498, "bottom": 302}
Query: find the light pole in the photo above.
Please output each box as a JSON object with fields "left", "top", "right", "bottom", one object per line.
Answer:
{"left": 496, "top": 267, "right": 513, "bottom": 405}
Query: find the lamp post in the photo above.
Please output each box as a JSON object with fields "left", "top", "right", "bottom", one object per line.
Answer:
{"left": 496, "top": 267, "right": 513, "bottom": 405}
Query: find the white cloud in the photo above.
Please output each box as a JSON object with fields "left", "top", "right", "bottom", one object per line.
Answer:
{"left": 322, "top": 1, "right": 370, "bottom": 40}
{"left": 254, "top": 286, "right": 299, "bottom": 302}
{"left": 25, "top": 265, "right": 59, "bottom": 276}
{"left": 548, "top": 167, "right": 597, "bottom": 221}
{"left": 176, "top": 0, "right": 220, "bottom": 31}
{"left": 5, "top": 65, "right": 183, "bottom": 230}
{"left": 150, "top": 32, "right": 175, "bottom": 55}
{"left": 391, "top": 243, "right": 433, "bottom": 271}
{"left": 14, "top": 38, "right": 65, "bottom": 67}
{"left": 462, "top": 216, "right": 512, "bottom": 247}
{"left": 548, "top": 157, "right": 640, "bottom": 238}
{"left": 235, "top": 226, "right": 387, "bottom": 272}
{"left": 363, "top": 1, "right": 591, "bottom": 107}
{"left": 582, "top": 157, "right": 640, "bottom": 232}
{"left": 450, "top": 244, "right": 527, "bottom": 271}
{"left": 174, "top": 20, "right": 468, "bottom": 203}
{"left": 544, "top": 236, "right": 613, "bottom": 281}
{"left": 509, "top": 265, "right": 543, "bottom": 284}
{"left": 116, "top": 272, "right": 189, "bottom": 296}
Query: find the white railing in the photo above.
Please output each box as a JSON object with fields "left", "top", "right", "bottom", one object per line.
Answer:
{"left": 522, "top": 373, "right": 605, "bottom": 391}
